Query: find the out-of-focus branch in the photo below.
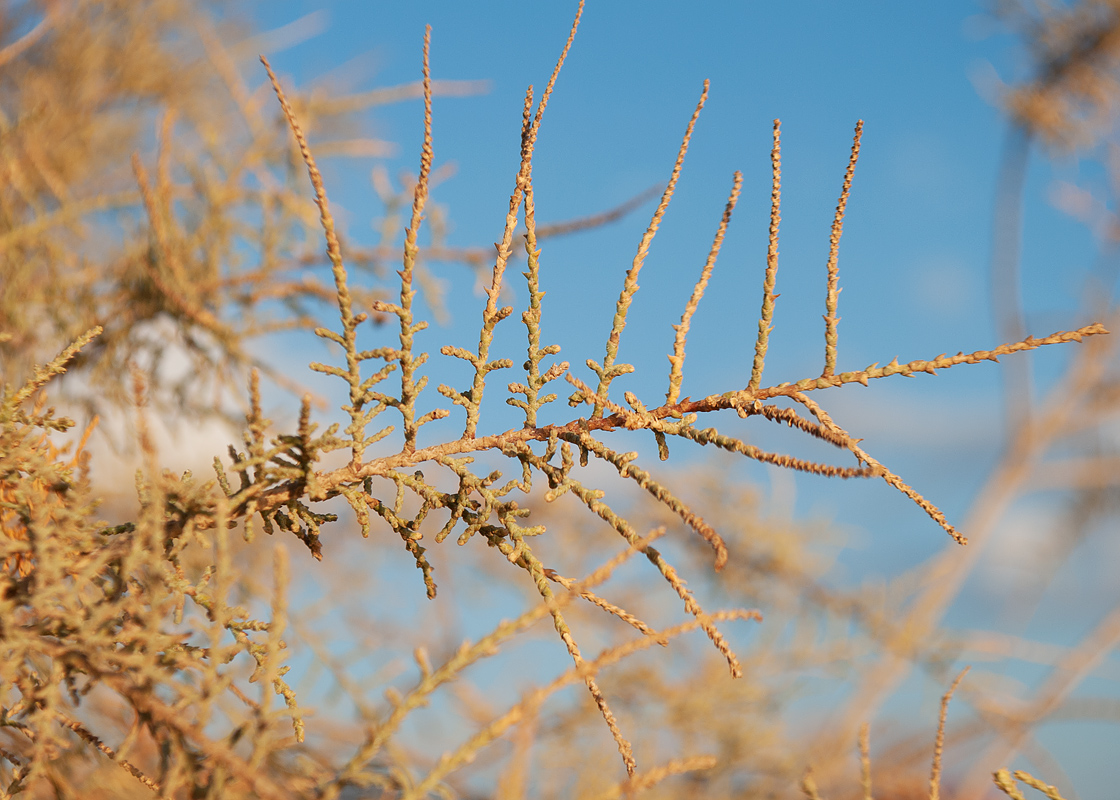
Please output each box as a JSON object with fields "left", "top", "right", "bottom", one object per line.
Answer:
{"left": 535, "top": 183, "right": 662, "bottom": 239}
{"left": 315, "top": 79, "right": 491, "bottom": 114}
{"left": 0, "top": 2, "right": 61, "bottom": 68}
{"left": 991, "top": 123, "right": 1034, "bottom": 437}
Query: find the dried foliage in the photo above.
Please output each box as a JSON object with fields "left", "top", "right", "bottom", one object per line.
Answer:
{"left": 0, "top": 0, "right": 494, "bottom": 424}
{"left": 1, "top": 1, "right": 1118, "bottom": 799}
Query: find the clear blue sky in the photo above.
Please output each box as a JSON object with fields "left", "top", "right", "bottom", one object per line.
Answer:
{"left": 241, "top": 2, "right": 1117, "bottom": 794}
{"left": 245, "top": 0, "right": 1099, "bottom": 457}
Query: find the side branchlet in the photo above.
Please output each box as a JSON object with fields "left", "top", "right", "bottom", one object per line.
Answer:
{"left": 581, "top": 79, "right": 709, "bottom": 419}
{"left": 822, "top": 120, "right": 863, "bottom": 378}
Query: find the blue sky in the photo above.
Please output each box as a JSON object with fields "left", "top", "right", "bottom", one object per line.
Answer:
{"left": 238, "top": 2, "right": 1104, "bottom": 568}
{"left": 227, "top": 1, "right": 1117, "bottom": 794}
{"left": 244, "top": 0, "right": 1100, "bottom": 437}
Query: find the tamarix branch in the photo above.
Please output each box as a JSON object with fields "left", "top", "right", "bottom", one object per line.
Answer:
{"left": 0, "top": 2, "right": 1109, "bottom": 797}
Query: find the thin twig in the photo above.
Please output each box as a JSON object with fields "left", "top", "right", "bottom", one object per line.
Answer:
{"left": 0, "top": 6, "right": 58, "bottom": 69}
{"left": 667, "top": 171, "right": 742, "bottom": 405}
{"left": 822, "top": 120, "right": 863, "bottom": 377}
{"left": 792, "top": 391, "right": 967, "bottom": 545}
{"left": 750, "top": 119, "right": 782, "bottom": 392}
{"left": 593, "top": 756, "right": 718, "bottom": 799}
{"left": 396, "top": 26, "right": 436, "bottom": 452}
{"left": 800, "top": 767, "right": 825, "bottom": 800}
{"left": 321, "top": 527, "right": 665, "bottom": 799}
{"left": 403, "top": 610, "right": 759, "bottom": 800}
{"left": 455, "top": 2, "right": 584, "bottom": 439}
{"left": 593, "top": 80, "right": 709, "bottom": 418}
{"left": 1013, "top": 770, "right": 1068, "bottom": 800}
{"left": 240, "top": 324, "right": 1108, "bottom": 519}
{"left": 316, "top": 78, "right": 490, "bottom": 114}
{"left": 994, "top": 768, "right": 1028, "bottom": 800}
{"left": 858, "top": 722, "right": 873, "bottom": 800}
{"left": 537, "top": 183, "right": 663, "bottom": 239}
{"left": 930, "top": 666, "right": 969, "bottom": 800}
{"left": 260, "top": 57, "right": 351, "bottom": 323}
{"left": 55, "top": 716, "right": 160, "bottom": 794}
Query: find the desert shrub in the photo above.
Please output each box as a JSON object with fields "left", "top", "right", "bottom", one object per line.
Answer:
{"left": 0, "top": 2, "right": 1116, "bottom": 799}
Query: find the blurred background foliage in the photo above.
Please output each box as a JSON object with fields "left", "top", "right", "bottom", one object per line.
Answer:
{"left": 0, "top": 0, "right": 485, "bottom": 426}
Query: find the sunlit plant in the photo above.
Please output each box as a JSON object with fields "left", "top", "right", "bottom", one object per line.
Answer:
{"left": 0, "top": 1, "right": 1109, "bottom": 798}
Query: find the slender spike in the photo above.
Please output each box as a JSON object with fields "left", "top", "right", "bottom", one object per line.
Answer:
{"left": 822, "top": 120, "right": 863, "bottom": 378}
{"left": 519, "top": 166, "right": 548, "bottom": 427}
{"left": 505, "top": 540, "right": 636, "bottom": 776}
{"left": 993, "top": 770, "right": 1027, "bottom": 800}
{"left": 800, "top": 767, "right": 825, "bottom": 800}
{"left": 463, "top": 85, "right": 534, "bottom": 438}
{"left": 667, "top": 171, "right": 742, "bottom": 405}
{"left": 792, "top": 391, "right": 967, "bottom": 545}
{"left": 461, "top": 2, "right": 583, "bottom": 438}
{"left": 930, "top": 667, "right": 969, "bottom": 800}
{"left": 596, "top": 80, "right": 710, "bottom": 417}
{"left": 528, "top": 0, "right": 584, "bottom": 145}
{"left": 260, "top": 56, "right": 351, "bottom": 324}
{"left": 750, "top": 119, "right": 782, "bottom": 392}
{"left": 397, "top": 26, "right": 435, "bottom": 452}
{"left": 859, "top": 722, "right": 873, "bottom": 800}
{"left": 1013, "top": 771, "right": 1068, "bottom": 800}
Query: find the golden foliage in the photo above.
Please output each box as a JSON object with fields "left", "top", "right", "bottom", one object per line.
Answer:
{"left": 0, "top": 2, "right": 1117, "bottom": 799}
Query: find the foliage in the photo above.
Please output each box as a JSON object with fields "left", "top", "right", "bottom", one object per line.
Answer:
{"left": 0, "top": 1, "right": 1117, "bottom": 799}
{"left": 0, "top": 0, "right": 488, "bottom": 424}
